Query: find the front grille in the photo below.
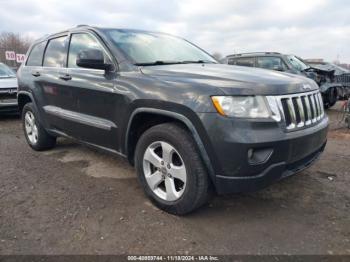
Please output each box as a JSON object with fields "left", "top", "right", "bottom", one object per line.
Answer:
{"left": 269, "top": 90, "right": 324, "bottom": 131}
{"left": 0, "top": 87, "right": 17, "bottom": 93}
{"left": 335, "top": 73, "right": 350, "bottom": 87}
{"left": 0, "top": 93, "right": 17, "bottom": 100}
{"left": 0, "top": 88, "right": 17, "bottom": 102}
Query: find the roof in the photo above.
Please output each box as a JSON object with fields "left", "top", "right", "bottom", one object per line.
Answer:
{"left": 226, "top": 52, "right": 282, "bottom": 58}
{"left": 33, "top": 25, "right": 165, "bottom": 43}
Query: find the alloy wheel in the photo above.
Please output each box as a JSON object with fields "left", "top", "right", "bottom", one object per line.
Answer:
{"left": 24, "top": 111, "right": 38, "bottom": 145}
{"left": 143, "top": 141, "right": 187, "bottom": 201}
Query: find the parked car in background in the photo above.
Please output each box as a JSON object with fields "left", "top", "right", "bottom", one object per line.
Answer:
{"left": 17, "top": 26, "right": 328, "bottom": 214}
{"left": 305, "top": 61, "right": 350, "bottom": 100}
{"left": 223, "top": 52, "right": 342, "bottom": 108}
{"left": 0, "top": 62, "right": 18, "bottom": 114}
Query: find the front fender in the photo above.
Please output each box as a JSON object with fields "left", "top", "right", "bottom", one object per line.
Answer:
{"left": 124, "top": 103, "right": 220, "bottom": 183}
{"left": 319, "top": 83, "right": 342, "bottom": 93}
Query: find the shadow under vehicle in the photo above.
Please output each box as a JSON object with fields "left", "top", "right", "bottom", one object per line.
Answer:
{"left": 223, "top": 52, "right": 342, "bottom": 108}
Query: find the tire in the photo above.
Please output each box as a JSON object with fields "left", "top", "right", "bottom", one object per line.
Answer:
{"left": 346, "top": 116, "right": 350, "bottom": 129}
{"left": 135, "top": 122, "right": 211, "bottom": 215}
{"left": 22, "top": 103, "right": 56, "bottom": 151}
{"left": 325, "top": 87, "right": 337, "bottom": 108}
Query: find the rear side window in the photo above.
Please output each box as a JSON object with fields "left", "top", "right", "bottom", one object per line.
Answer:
{"left": 43, "top": 36, "right": 67, "bottom": 68}
{"left": 26, "top": 42, "right": 46, "bottom": 66}
{"left": 228, "top": 57, "right": 255, "bottom": 67}
{"left": 257, "top": 56, "right": 287, "bottom": 71}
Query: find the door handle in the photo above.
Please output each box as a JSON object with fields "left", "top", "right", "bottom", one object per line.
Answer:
{"left": 32, "top": 71, "right": 41, "bottom": 77}
{"left": 59, "top": 74, "right": 72, "bottom": 81}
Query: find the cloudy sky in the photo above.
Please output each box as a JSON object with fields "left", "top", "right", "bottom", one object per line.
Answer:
{"left": 1, "top": 0, "right": 349, "bottom": 62}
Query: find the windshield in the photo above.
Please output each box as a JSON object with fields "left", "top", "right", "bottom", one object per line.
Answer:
{"left": 0, "top": 63, "right": 16, "bottom": 78}
{"left": 105, "top": 30, "right": 217, "bottom": 65}
{"left": 287, "top": 55, "right": 309, "bottom": 71}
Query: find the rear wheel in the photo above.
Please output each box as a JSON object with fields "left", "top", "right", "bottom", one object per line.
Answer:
{"left": 22, "top": 103, "right": 56, "bottom": 151}
{"left": 135, "top": 123, "right": 211, "bottom": 215}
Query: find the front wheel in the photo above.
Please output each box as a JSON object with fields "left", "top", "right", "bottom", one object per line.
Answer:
{"left": 324, "top": 87, "right": 338, "bottom": 108}
{"left": 135, "top": 123, "right": 211, "bottom": 215}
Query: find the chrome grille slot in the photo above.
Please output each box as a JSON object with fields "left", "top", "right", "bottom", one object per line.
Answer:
{"left": 267, "top": 90, "right": 324, "bottom": 131}
{"left": 280, "top": 98, "right": 292, "bottom": 127}
{"left": 308, "top": 95, "right": 316, "bottom": 122}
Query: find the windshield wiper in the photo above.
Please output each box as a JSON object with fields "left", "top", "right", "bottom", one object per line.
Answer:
{"left": 134, "top": 60, "right": 216, "bottom": 66}
{"left": 134, "top": 60, "right": 182, "bottom": 66}
{"left": 302, "top": 66, "right": 314, "bottom": 72}
{"left": 181, "top": 60, "right": 216, "bottom": 64}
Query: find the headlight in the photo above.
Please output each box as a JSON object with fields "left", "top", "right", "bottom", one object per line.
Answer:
{"left": 211, "top": 96, "right": 271, "bottom": 118}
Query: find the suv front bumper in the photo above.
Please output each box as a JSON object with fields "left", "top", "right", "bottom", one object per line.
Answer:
{"left": 0, "top": 100, "right": 18, "bottom": 113}
{"left": 215, "top": 140, "right": 326, "bottom": 194}
{"left": 198, "top": 113, "right": 329, "bottom": 194}
{"left": 0, "top": 90, "right": 18, "bottom": 113}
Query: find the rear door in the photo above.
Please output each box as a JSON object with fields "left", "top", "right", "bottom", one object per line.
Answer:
{"left": 39, "top": 35, "right": 78, "bottom": 133}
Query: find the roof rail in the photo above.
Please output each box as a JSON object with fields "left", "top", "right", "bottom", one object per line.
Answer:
{"left": 226, "top": 52, "right": 282, "bottom": 57}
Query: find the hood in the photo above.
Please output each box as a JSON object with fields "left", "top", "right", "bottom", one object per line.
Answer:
{"left": 305, "top": 66, "right": 335, "bottom": 75}
{"left": 310, "top": 64, "right": 349, "bottom": 76}
{"left": 0, "top": 77, "right": 18, "bottom": 89}
{"left": 140, "top": 64, "right": 318, "bottom": 95}
{"left": 303, "top": 66, "right": 339, "bottom": 88}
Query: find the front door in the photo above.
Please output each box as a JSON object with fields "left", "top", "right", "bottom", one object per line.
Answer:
{"left": 62, "top": 32, "right": 122, "bottom": 151}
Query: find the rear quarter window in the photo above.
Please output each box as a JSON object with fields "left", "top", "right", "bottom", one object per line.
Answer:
{"left": 26, "top": 41, "right": 47, "bottom": 66}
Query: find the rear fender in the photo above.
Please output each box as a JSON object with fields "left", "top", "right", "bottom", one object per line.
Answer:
{"left": 17, "top": 90, "right": 50, "bottom": 129}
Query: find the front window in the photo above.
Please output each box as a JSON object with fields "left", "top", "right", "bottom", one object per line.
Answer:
{"left": 287, "top": 55, "right": 309, "bottom": 71}
{"left": 68, "top": 33, "right": 107, "bottom": 68}
{"left": 105, "top": 30, "right": 216, "bottom": 65}
{"left": 0, "top": 63, "right": 16, "bottom": 78}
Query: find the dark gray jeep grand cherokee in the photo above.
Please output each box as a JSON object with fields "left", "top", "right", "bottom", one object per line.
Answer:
{"left": 17, "top": 26, "right": 328, "bottom": 215}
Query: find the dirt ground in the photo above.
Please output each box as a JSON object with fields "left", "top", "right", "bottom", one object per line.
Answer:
{"left": 0, "top": 103, "right": 349, "bottom": 255}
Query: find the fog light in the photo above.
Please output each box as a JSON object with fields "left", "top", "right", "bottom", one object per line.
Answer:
{"left": 248, "top": 148, "right": 273, "bottom": 165}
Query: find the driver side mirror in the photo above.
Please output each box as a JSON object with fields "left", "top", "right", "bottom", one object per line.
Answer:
{"left": 76, "top": 49, "right": 112, "bottom": 71}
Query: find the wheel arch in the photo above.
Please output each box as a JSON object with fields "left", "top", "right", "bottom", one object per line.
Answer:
{"left": 17, "top": 91, "right": 34, "bottom": 113}
{"left": 125, "top": 108, "right": 216, "bottom": 182}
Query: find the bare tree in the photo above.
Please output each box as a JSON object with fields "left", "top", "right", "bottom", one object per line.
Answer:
{"left": 0, "top": 32, "right": 33, "bottom": 67}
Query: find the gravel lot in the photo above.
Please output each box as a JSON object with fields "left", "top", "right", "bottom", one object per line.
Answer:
{"left": 0, "top": 104, "right": 349, "bottom": 255}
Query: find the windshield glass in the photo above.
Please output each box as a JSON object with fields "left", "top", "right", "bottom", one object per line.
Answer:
{"left": 0, "top": 63, "right": 16, "bottom": 78}
{"left": 287, "top": 55, "right": 309, "bottom": 71}
{"left": 105, "top": 30, "right": 217, "bottom": 65}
